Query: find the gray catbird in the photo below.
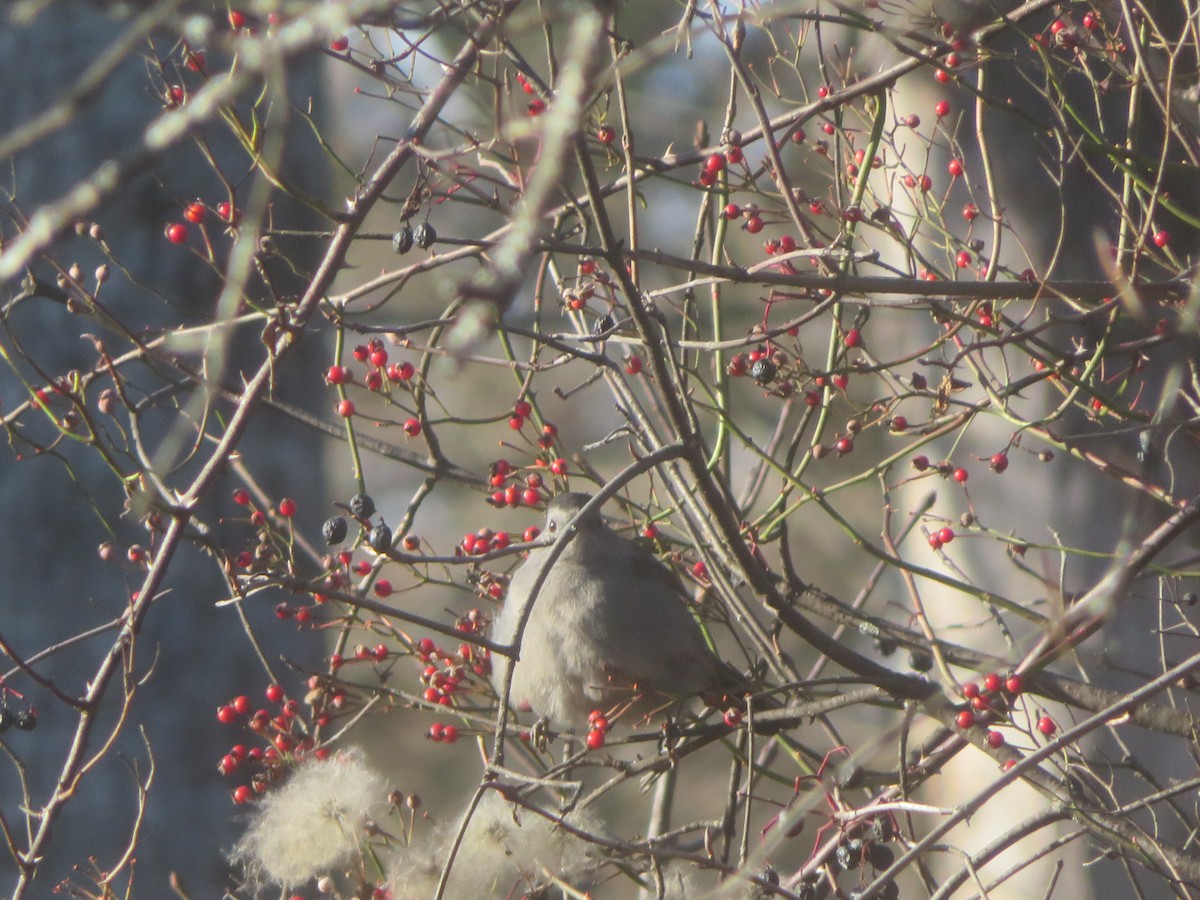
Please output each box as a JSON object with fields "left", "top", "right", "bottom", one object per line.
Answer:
{"left": 491, "top": 493, "right": 723, "bottom": 730}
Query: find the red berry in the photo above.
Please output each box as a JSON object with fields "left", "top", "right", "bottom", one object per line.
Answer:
{"left": 597, "top": 124, "right": 616, "bottom": 144}
{"left": 935, "top": 68, "right": 951, "bottom": 84}
{"left": 442, "top": 725, "right": 459, "bottom": 743}
{"left": 938, "top": 526, "right": 954, "bottom": 545}
{"left": 278, "top": 498, "right": 296, "bottom": 517}
{"left": 983, "top": 672, "right": 1002, "bottom": 693}
{"left": 953, "top": 467, "right": 969, "bottom": 483}
{"left": 232, "top": 489, "right": 250, "bottom": 506}
{"left": 956, "top": 710, "right": 975, "bottom": 729}
{"left": 832, "top": 373, "right": 849, "bottom": 390}
{"left": 912, "top": 455, "right": 930, "bottom": 471}
{"left": 326, "top": 365, "right": 349, "bottom": 385}
{"left": 956, "top": 251, "right": 972, "bottom": 268}
{"left": 1005, "top": 675, "right": 1024, "bottom": 694}
{"left": 1037, "top": 716, "right": 1057, "bottom": 736}
{"left": 790, "top": 127, "right": 806, "bottom": 143}
{"left": 625, "top": 355, "right": 643, "bottom": 375}
{"left": 231, "top": 695, "right": 251, "bottom": 716}
{"left": 513, "top": 400, "right": 533, "bottom": 417}
{"left": 217, "top": 705, "right": 237, "bottom": 724}
{"left": 844, "top": 328, "right": 861, "bottom": 348}
{"left": 948, "top": 159, "right": 963, "bottom": 177}
{"left": 265, "top": 684, "right": 284, "bottom": 703}
{"left": 184, "top": 202, "right": 206, "bottom": 223}
{"left": 890, "top": 416, "right": 908, "bottom": 432}
{"left": 337, "top": 399, "right": 355, "bottom": 417}
{"left": 550, "top": 458, "right": 567, "bottom": 476}
{"left": 527, "top": 98, "right": 546, "bottom": 116}
{"left": 165, "top": 223, "right": 188, "bottom": 244}
{"left": 216, "top": 201, "right": 237, "bottom": 223}
{"left": 963, "top": 203, "right": 979, "bottom": 221}
{"left": 723, "top": 203, "right": 741, "bottom": 220}
{"left": 985, "top": 730, "right": 1005, "bottom": 748}
{"left": 963, "top": 682, "right": 980, "bottom": 699}
{"left": 745, "top": 215, "right": 764, "bottom": 234}
{"left": 935, "top": 100, "right": 950, "bottom": 118}
{"left": 692, "top": 560, "right": 709, "bottom": 581}
{"left": 330, "top": 35, "right": 349, "bottom": 52}
{"left": 232, "top": 785, "right": 253, "bottom": 804}
{"left": 403, "top": 418, "right": 422, "bottom": 437}
{"left": 585, "top": 729, "right": 605, "bottom": 749}
{"left": 523, "top": 526, "right": 540, "bottom": 542}
{"left": 643, "top": 524, "right": 658, "bottom": 539}
{"left": 1153, "top": 230, "right": 1171, "bottom": 248}
{"left": 835, "top": 437, "right": 854, "bottom": 456}
{"left": 704, "top": 152, "right": 725, "bottom": 174}
{"left": 990, "top": 452, "right": 1009, "bottom": 473}
{"left": 374, "top": 579, "right": 392, "bottom": 598}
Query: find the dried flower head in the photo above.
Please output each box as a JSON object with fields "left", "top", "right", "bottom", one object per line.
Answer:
{"left": 232, "top": 750, "right": 386, "bottom": 889}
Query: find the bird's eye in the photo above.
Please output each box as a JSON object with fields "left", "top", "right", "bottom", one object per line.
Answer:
{"left": 547, "top": 519, "right": 558, "bottom": 532}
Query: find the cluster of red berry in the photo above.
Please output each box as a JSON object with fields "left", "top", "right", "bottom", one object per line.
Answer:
{"left": 414, "top": 634, "right": 491, "bottom": 741}
{"left": 585, "top": 708, "right": 610, "bottom": 749}
{"left": 163, "top": 199, "right": 238, "bottom": 246}
{"left": 953, "top": 673, "right": 1058, "bottom": 756}
{"left": 325, "top": 338, "right": 419, "bottom": 434}
{"left": 216, "top": 683, "right": 330, "bottom": 805}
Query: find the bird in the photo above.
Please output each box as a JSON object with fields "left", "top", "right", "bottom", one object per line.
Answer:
{"left": 490, "top": 492, "right": 723, "bottom": 731}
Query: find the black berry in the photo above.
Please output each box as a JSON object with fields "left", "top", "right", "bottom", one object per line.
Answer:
{"left": 414, "top": 223, "right": 436, "bottom": 249}
{"left": 368, "top": 523, "right": 393, "bottom": 554}
{"left": 392, "top": 226, "right": 414, "bottom": 254}
{"left": 322, "top": 516, "right": 348, "bottom": 545}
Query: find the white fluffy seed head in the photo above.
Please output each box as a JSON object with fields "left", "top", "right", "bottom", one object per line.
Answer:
{"left": 231, "top": 750, "right": 386, "bottom": 889}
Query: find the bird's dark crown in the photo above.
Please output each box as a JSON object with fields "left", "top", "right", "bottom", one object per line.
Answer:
{"left": 545, "top": 492, "right": 603, "bottom": 532}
